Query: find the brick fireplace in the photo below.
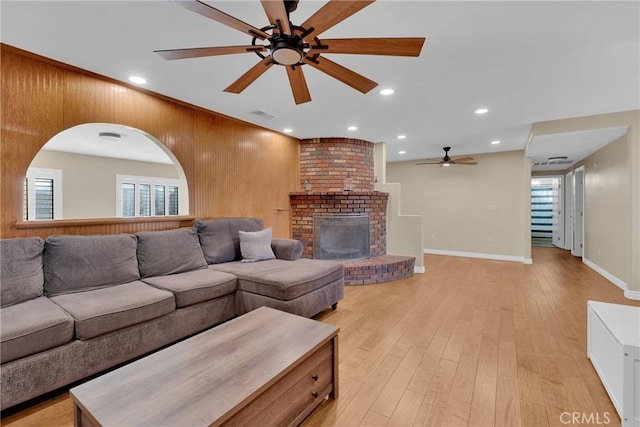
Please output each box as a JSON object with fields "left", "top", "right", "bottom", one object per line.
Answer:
{"left": 290, "top": 137, "right": 414, "bottom": 284}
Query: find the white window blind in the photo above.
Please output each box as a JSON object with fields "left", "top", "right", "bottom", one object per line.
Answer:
{"left": 116, "top": 175, "right": 180, "bottom": 218}
{"left": 24, "top": 168, "right": 63, "bottom": 220}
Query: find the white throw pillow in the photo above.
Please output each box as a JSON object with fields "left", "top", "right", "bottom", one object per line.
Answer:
{"left": 239, "top": 227, "right": 276, "bottom": 262}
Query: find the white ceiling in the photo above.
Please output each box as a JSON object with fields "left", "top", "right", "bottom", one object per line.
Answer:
{"left": 528, "top": 126, "right": 629, "bottom": 172}
{"left": 42, "top": 124, "right": 174, "bottom": 164}
{"left": 1, "top": 1, "right": 638, "bottom": 164}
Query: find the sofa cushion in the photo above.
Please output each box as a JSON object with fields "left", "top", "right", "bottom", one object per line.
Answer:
{"left": 195, "top": 218, "right": 264, "bottom": 264}
{"left": 44, "top": 234, "right": 140, "bottom": 296}
{"left": 271, "top": 238, "right": 303, "bottom": 261}
{"left": 239, "top": 227, "right": 276, "bottom": 263}
{"left": 208, "top": 259, "right": 344, "bottom": 301}
{"left": 0, "top": 297, "right": 74, "bottom": 363}
{"left": 0, "top": 237, "right": 45, "bottom": 308}
{"left": 136, "top": 228, "right": 207, "bottom": 278}
{"left": 142, "top": 269, "right": 237, "bottom": 308}
{"left": 49, "top": 282, "right": 175, "bottom": 340}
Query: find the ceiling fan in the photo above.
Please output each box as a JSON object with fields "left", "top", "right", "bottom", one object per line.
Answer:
{"left": 415, "top": 147, "right": 478, "bottom": 167}
{"left": 154, "top": 0, "right": 425, "bottom": 104}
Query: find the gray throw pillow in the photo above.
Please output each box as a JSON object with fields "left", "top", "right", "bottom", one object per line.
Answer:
{"left": 239, "top": 228, "right": 276, "bottom": 263}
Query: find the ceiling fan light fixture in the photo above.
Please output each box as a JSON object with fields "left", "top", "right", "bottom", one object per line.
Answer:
{"left": 442, "top": 162, "right": 451, "bottom": 167}
{"left": 270, "top": 36, "right": 304, "bottom": 65}
{"left": 272, "top": 47, "right": 302, "bottom": 65}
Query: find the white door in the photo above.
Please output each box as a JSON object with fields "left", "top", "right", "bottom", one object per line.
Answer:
{"left": 564, "top": 171, "right": 574, "bottom": 251}
{"left": 572, "top": 167, "right": 585, "bottom": 257}
{"left": 552, "top": 177, "right": 565, "bottom": 249}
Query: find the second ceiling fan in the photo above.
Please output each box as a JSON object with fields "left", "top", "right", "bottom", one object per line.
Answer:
{"left": 416, "top": 147, "right": 478, "bottom": 167}
{"left": 155, "top": 0, "right": 425, "bottom": 104}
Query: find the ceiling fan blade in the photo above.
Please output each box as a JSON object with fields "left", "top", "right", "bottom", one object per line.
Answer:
{"left": 301, "top": 0, "right": 375, "bottom": 38}
{"left": 286, "top": 65, "right": 312, "bottom": 105}
{"left": 171, "top": 0, "right": 270, "bottom": 39}
{"left": 311, "top": 38, "right": 425, "bottom": 56}
{"left": 260, "top": 0, "right": 291, "bottom": 34}
{"left": 304, "top": 56, "right": 377, "bottom": 94}
{"left": 452, "top": 161, "right": 477, "bottom": 165}
{"left": 415, "top": 162, "right": 442, "bottom": 165}
{"left": 452, "top": 156, "right": 475, "bottom": 162}
{"left": 155, "top": 45, "right": 267, "bottom": 60}
{"left": 224, "top": 56, "right": 274, "bottom": 94}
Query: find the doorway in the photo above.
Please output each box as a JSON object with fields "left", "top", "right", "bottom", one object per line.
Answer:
{"left": 572, "top": 166, "right": 585, "bottom": 257}
{"left": 531, "top": 177, "right": 565, "bottom": 248}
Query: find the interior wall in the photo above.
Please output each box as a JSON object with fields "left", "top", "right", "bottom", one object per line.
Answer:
{"left": 572, "top": 135, "right": 631, "bottom": 285}
{"left": 0, "top": 45, "right": 300, "bottom": 239}
{"left": 386, "top": 150, "right": 530, "bottom": 261}
{"left": 29, "top": 150, "right": 179, "bottom": 219}
{"left": 532, "top": 110, "right": 639, "bottom": 297}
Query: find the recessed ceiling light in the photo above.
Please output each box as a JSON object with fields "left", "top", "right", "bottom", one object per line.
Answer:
{"left": 398, "top": 150, "right": 406, "bottom": 155}
{"left": 397, "top": 135, "right": 407, "bottom": 140}
{"left": 475, "top": 107, "right": 489, "bottom": 115}
{"left": 347, "top": 126, "right": 358, "bottom": 131}
{"left": 129, "top": 76, "right": 147, "bottom": 85}
{"left": 491, "top": 140, "right": 501, "bottom": 145}
{"left": 283, "top": 128, "right": 293, "bottom": 133}
{"left": 380, "top": 88, "right": 394, "bottom": 96}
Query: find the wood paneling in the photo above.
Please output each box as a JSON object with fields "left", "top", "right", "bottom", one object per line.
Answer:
{"left": 0, "top": 44, "right": 299, "bottom": 239}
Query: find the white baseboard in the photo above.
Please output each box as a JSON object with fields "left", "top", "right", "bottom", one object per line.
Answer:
{"left": 423, "top": 248, "right": 531, "bottom": 264}
{"left": 414, "top": 266, "right": 425, "bottom": 274}
{"left": 582, "top": 257, "right": 635, "bottom": 299}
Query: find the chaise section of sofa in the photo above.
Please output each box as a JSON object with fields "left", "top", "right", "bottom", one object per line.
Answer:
{"left": 196, "top": 218, "right": 344, "bottom": 318}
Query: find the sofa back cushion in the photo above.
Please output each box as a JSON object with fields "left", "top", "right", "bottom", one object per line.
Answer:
{"left": 195, "top": 218, "right": 264, "bottom": 264}
{"left": 44, "top": 234, "right": 140, "bottom": 296}
{"left": 0, "top": 237, "right": 45, "bottom": 307}
{"left": 136, "top": 228, "right": 207, "bottom": 278}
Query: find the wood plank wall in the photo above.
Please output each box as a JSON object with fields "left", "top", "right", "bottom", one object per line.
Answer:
{"left": 0, "top": 45, "right": 300, "bottom": 239}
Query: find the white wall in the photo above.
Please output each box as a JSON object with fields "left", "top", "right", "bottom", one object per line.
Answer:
{"left": 29, "top": 150, "right": 179, "bottom": 219}
{"left": 387, "top": 150, "right": 531, "bottom": 262}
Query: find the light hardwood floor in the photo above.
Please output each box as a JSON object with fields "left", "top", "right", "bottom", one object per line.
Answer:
{"left": 2, "top": 248, "right": 638, "bottom": 426}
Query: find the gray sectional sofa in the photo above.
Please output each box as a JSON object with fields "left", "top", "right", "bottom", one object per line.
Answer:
{"left": 0, "top": 218, "right": 344, "bottom": 410}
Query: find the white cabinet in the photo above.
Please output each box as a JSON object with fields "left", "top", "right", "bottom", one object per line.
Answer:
{"left": 587, "top": 301, "right": 640, "bottom": 426}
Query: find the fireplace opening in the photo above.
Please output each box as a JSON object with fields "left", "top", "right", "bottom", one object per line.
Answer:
{"left": 313, "top": 214, "right": 370, "bottom": 260}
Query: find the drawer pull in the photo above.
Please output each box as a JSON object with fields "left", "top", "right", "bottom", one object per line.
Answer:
{"left": 311, "top": 374, "right": 319, "bottom": 381}
{"left": 312, "top": 392, "right": 318, "bottom": 398}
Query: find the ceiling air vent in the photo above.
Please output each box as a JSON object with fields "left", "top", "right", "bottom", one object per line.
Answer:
{"left": 531, "top": 160, "right": 574, "bottom": 166}
{"left": 249, "top": 110, "right": 277, "bottom": 121}
{"left": 98, "top": 131, "right": 122, "bottom": 140}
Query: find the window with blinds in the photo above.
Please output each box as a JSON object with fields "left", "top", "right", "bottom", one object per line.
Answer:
{"left": 116, "top": 175, "right": 180, "bottom": 218}
{"left": 24, "top": 168, "right": 63, "bottom": 220}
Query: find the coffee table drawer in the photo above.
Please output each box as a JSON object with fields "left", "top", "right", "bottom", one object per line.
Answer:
{"left": 223, "top": 339, "right": 334, "bottom": 427}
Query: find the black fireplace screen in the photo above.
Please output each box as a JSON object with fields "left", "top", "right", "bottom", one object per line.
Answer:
{"left": 313, "top": 214, "right": 370, "bottom": 260}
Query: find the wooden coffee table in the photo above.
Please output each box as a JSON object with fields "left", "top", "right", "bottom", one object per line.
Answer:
{"left": 70, "top": 306, "right": 339, "bottom": 426}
